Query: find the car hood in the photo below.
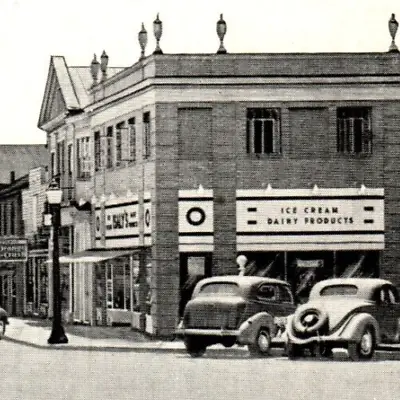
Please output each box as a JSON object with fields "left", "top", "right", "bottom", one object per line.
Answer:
{"left": 301, "top": 297, "right": 374, "bottom": 330}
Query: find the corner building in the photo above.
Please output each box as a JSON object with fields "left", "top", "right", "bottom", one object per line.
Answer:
{"left": 38, "top": 21, "right": 400, "bottom": 337}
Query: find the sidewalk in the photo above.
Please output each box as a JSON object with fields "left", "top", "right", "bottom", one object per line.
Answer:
{"left": 4, "top": 317, "right": 400, "bottom": 354}
{"left": 2, "top": 317, "right": 248, "bottom": 354}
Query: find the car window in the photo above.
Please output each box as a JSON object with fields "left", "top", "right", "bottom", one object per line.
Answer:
{"left": 279, "top": 286, "right": 294, "bottom": 303}
{"left": 257, "top": 284, "right": 278, "bottom": 301}
{"left": 196, "top": 283, "right": 240, "bottom": 297}
{"left": 320, "top": 284, "right": 358, "bottom": 296}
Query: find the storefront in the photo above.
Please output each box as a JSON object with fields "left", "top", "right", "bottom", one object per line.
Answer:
{"left": 25, "top": 249, "right": 49, "bottom": 317}
{"left": 0, "top": 238, "right": 28, "bottom": 316}
{"left": 236, "top": 187, "right": 384, "bottom": 301}
{"left": 60, "top": 193, "right": 152, "bottom": 330}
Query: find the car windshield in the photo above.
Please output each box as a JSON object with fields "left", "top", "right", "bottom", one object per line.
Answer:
{"left": 320, "top": 284, "right": 358, "bottom": 296}
{"left": 197, "top": 282, "right": 241, "bottom": 297}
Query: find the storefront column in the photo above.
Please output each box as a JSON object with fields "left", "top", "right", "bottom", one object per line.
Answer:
{"left": 15, "top": 261, "right": 24, "bottom": 316}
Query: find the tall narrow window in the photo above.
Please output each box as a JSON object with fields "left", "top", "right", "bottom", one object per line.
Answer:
{"left": 143, "top": 112, "right": 151, "bottom": 160}
{"left": 106, "top": 126, "right": 114, "bottom": 168}
{"left": 128, "top": 117, "right": 136, "bottom": 162}
{"left": 67, "top": 144, "right": 73, "bottom": 175}
{"left": 57, "top": 141, "right": 65, "bottom": 175}
{"left": 76, "top": 137, "right": 91, "bottom": 179}
{"left": 337, "top": 107, "right": 372, "bottom": 154}
{"left": 50, "top": 153, "right": 56, "bottom": 177}
{"left": 94, "top": 131, "right": 101, "bottom": 171}
{"left": 246, "top": 108, "right": 281, "bottom": 154}
{"left": 115, "top": 122, "right": 125, "bottom": 166}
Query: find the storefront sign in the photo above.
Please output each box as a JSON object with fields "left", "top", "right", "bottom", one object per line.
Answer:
{"left": 237, "top": 188, "right": 384, "bottom": 251}
{"left": 95, "top": 194, "right": 152, "bottom": 248}
{"left": 297, "top": 259, "right": 323, "bottom": 268}
{"left": 0, "top": 239, "right": 28, "bottom": 262}
{"left": 179, "top": 189, "right": 214, "bottom": 251}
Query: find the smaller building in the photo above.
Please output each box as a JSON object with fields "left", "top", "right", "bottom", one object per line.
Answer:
{"left": 0, "top": 146, "right": 48, "bottom": 317}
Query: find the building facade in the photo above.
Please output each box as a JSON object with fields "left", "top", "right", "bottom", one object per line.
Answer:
{"left": 37, "top": 15, "right": 400, "bottom": 336}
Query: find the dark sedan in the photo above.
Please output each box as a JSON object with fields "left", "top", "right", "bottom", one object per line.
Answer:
{"left": 176, "top": 276, "right": 296, "bottom": 357}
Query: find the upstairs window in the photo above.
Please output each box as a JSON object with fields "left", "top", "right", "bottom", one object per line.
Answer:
{"left": 76, "top": 137, "right": 91, "bottom": 179}
{"left": 94, "top": 131, "right": 101, "bottom": 171}
{"left": 128, "top": 117, "right": 136, "bottom": 162}
{"left": 337, "top": 107, "right": 372, "bottom": 154}
{"left": 247, "top": 108, "right": 281, "bottom": 154}
{"left": 143, "top": 112, "right": 151, "bottom": 160}
{"left": 106, "top": 126, "right": 114, "bottom": 168}
{"left": 115, "top": 121, "right": 125, "bottom": 166}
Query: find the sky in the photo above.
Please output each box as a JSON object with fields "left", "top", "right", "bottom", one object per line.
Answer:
{"left": 0, "top": 0, "right": 400, "bottom": 144}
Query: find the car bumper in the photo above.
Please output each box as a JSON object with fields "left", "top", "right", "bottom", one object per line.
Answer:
{"left": 175, "top": 327, "right": 240, "bottom": 337}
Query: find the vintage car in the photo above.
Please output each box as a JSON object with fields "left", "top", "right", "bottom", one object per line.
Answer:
{"left": 176, "top": 276, "right": 296, "bottom": 357}
{"left": 0, "top": 306, "right": 8, "bottom": 338}
{"left": 285, "top": 278, "right": 400, "bottom": 361}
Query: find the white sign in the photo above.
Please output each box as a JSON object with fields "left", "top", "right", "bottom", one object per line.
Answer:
{"left": 178, "top": 189, "right": 214, "bottom": 251}
{"left": 237, "top": 188, "right": 384, "bottom": 251}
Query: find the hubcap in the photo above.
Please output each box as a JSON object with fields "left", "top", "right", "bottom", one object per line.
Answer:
{"left": 360, "top": 330, "right": 373, "bottom": 355}
{"left": 258, "top": 331, "right": 270, "bottom": 352}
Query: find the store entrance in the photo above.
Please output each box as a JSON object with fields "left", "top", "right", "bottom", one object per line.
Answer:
{"left": 179, "top": 253, "right": 212, "bottom": 317}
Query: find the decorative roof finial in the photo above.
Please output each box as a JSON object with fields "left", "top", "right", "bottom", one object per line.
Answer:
{"left": 388, "top": 13, "right": 399, "bottom": 53}
{"left": 216, "top": 14, "right": 227, "bottom": 54}
{"left": 138, "top": 23, "right": 148, "bottom": 60}
{"left": 100, "top": 50, "right": 109, "bottom": 81}
{"left": 153, "top": 13, "right": 163, "bottom": 54}
{"left": 90, "top": 54, "right": 100, "bottom": 86}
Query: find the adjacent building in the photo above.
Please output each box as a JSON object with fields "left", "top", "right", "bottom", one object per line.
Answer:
{"left": 37, "top": 14, "right": 400, "bottom": 336}
{"left": 0, "top": 145, "right": 48, "bottom": 317}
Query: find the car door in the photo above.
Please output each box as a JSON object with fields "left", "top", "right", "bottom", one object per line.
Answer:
{"left": 277, "top": 285, "right": 297, "bottom": 316}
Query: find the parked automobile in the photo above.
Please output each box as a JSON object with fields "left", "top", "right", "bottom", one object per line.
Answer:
{"left": 176, "top": 275, "right": 296, "bottom": 357}
{"left": 285, "top": 278, "right": 400, "bottom": 361}
{"left": 0, "top": 306, "right": 8, "bottom": 338}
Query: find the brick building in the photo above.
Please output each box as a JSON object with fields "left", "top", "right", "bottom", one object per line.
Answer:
{"left": 37, "top": 15, "right": 400, "bottom": 336}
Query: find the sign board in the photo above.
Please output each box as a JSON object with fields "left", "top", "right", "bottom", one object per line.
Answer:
{"left": 0, "top": 239, "right": 28, "bottom": 262}
{"left": 178, "top": 189, "right": 214, "bottom": 252}
{"left": 237, "top": 188, "right": 384, "bottom": 251}
{"left": 95, "top": 195, "right": 152, "bottom": 248}
{"left": 297, "top": 259, "right": 323, "bottom": 268}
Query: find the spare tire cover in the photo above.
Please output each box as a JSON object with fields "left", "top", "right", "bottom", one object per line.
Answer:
{"left": 292, "top": 304, "right": 328, "bottom": 334}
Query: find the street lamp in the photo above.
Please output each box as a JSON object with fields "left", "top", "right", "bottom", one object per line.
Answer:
{"left": 46, "top": 179, "right": 68, "bottom": 344}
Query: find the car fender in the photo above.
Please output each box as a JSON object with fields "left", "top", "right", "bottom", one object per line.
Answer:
{"left": 237, "top": 312, "right": 276, "bottom": 345}
{"left": 338, "top": 313, "right": 380, "bottom": 344}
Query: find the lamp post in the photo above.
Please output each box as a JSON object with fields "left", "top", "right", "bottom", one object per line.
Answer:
{"left": 47, "top": 179, "right": 68, "bottom": 344}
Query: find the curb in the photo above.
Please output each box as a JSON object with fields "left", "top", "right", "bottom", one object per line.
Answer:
{"left": 1, "top": 335, "right": 251, "bottom": 355}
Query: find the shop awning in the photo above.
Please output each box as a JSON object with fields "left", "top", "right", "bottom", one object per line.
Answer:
{"left": 59, "top": 249, "right": 137, "bottom": 263}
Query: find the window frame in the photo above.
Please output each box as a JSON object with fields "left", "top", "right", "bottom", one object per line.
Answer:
{"left": 246, "top": 108, "right": 281, "bottom": 155}
{"left": 337, "top": 107, "right": 372, "bottom": 154}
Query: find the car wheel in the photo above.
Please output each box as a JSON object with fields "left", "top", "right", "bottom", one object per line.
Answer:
{"left": 184, "top": 336, "right": 206, "bottom": 358}
{"left": 285, "top": 340, "right": 303, "bottom": 360}
{"left": 248, "top": 327, "right": 271, "bottom": 357}
{"left": 293, "top": 306, "right": 328, "bottom": 335}
{"left": 348, "top": 325, "right": 375, "bottom": 361}
{"left": 222, "top": 338, "right": 236, "bottom": 348}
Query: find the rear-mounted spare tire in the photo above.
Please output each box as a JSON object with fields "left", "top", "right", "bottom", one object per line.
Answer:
{"left": 292, "top": 305, "right": 328, "bottom": 335}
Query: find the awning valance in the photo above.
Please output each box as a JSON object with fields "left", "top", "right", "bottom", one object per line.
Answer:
{"left": 59, "top": 248, "right": 137, "bottom": 263}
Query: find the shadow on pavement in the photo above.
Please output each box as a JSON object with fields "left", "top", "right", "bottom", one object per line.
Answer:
{"left": 22, "top": 318, "right": 151, "bottom": 342}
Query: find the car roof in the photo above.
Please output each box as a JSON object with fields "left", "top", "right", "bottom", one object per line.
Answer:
{"left": 310, "top": 278, "right": 395, "bottom": 298}
{"left": 194, "top": 275, "right": 290, "bottom": 290}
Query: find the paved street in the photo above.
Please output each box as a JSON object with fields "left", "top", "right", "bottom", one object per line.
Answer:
{"left": 2, "top": 339, "right": 400, "bottom": 400}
